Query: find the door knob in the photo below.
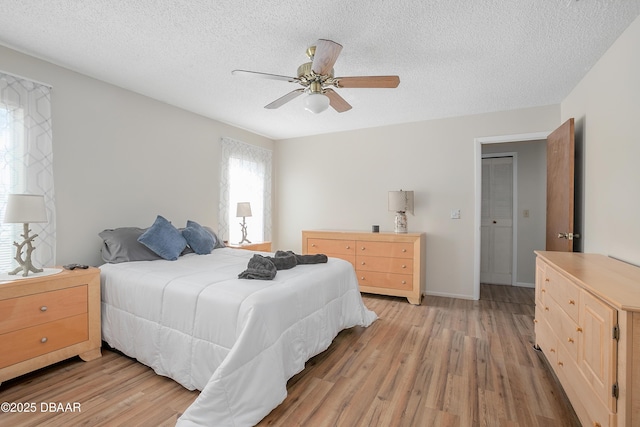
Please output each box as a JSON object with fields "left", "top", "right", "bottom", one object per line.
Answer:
{"left": 558, "top": 232, "right": 580, "bottom": 240}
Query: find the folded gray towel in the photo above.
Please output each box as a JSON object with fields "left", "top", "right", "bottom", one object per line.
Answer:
{"left": 237, "top": 254, "right": 277, "bottom": 280}
{"left": 238, "top": 250, "right": 329, "bottom": 280}
{"left": 275, "top": 250, "right": 328, "bottom": 264}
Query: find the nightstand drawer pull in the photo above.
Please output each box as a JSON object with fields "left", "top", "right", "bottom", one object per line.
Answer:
{"left": 402, "top": 265, "right": 406, "bottom": 268}
{"left": 41, "top": 337, "right": 48, "bottom": 343}
{"left": 40, "top": 306, "right": 48, "bottom": 312}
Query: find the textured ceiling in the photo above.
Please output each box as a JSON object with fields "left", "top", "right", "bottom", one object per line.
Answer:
{"left": 0, "top": 1, "right": 638, "bottom": 140}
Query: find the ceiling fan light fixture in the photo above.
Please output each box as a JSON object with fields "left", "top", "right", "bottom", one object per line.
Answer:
{"left": 303, "top": 92, "right": 330, "bottom": 114}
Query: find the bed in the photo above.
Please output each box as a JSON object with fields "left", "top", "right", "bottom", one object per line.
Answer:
{"left": 100, "top": 246, "right": 377, "bottom": 426}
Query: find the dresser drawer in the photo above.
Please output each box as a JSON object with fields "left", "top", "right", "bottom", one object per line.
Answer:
{"left": 545, "top": 266, "right": 580, "bottom": 323}
{"left": 0, "top": 313, "right": 88, "bottom": 368}
{"left": 307, "top": 238, "right": 356, "bottom": 256}
{"left": 0, "top": 285, "right": 87, "bottom": 335}
{"left": 357, "top": 271, "right": 413, "bottom": 291}
{"left": 356, "top": 255, "right": 412, "bottom": 274}
{"left": 356, "top": 241, "right": 413, "bottom": 258}
{"left": 545, "top": 295, "right": 579, "bottom": 362}
{"left": 534, "top": 306, "right": 557, "bottom": 366}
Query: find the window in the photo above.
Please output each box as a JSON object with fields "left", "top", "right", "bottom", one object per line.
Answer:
{"left": 219, "top": 138, "right": 272, "bottom": 245}
{"left": 0, "top": 72, "right": 56, "bottom": 272}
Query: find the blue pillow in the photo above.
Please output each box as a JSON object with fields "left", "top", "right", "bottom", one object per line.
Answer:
{"left": 182, "top": 220, "right": 216, "bottom": 255}
{"left": 137, "top": 215, "right": 187, "bottom": 261}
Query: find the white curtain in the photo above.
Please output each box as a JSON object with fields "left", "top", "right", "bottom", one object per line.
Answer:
{"left": 0, "top": 72, "right": 56, "bottom": 271}
{"left": 219, "top": 137, "right": 272, "bottom": 244}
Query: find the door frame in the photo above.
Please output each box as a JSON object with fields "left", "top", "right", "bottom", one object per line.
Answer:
{"left": 481, "top": 152, "right": 517, "bottom": 287}
{"left": 473, "top": 131, "right": 550, "bottom": 300}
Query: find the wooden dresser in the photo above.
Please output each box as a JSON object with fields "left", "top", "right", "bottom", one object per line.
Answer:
{"left": 0, "top": 267, "right": 101, "bottom": 384}
{"left": 534, "top": 251, "right": 640, "bottom": 427}
{"left": 302, "top": 230, "right": 425, "bottom": 305}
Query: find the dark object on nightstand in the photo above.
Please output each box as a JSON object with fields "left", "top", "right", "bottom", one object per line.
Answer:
{"left": 63, "top": 263, "right": 89, "bottom": 270}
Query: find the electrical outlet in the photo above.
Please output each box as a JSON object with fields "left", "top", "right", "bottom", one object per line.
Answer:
{"left": 451, "top": 209, "right": 461, "bottom": 219}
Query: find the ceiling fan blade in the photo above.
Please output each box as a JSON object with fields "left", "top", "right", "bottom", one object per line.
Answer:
{"left": 335, "top": 75, "right": 400, "bottom": 88}
{"left": 311, "top": 39, "right": 343, "bottom": 75}
{"left": 324, "top": 89, "right": 352, "bottom": 113}
{"left": 264, "top": 89, "right": 305, "bottom": 109}
{"left": 232, "top": 69, "right": 298, "bottom": 83}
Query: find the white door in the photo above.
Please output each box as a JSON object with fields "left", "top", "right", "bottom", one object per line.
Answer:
{"left": 481, "top": 156, "right": 513, "bottom": 285}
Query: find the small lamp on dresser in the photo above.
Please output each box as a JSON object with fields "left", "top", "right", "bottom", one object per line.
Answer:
{"left": 236, "top": 202, "right": 252, "bottom": 244}
{"left": 388, "top": 190, "right": 414, "bottom": 233}
{"left": 3, "top": 193, "right": 48, "bottom": 276}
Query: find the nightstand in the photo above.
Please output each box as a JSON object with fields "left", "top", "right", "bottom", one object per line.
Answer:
{"left": 0, "top": 267, "right": 102, "bottom": 384}
{"left": 227, "top": 241, "right": 272, "bottom": 252}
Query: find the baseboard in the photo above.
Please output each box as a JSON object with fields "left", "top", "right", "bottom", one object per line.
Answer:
{"left": 515, "top": 282, "right": 535, "bottom": 288}
{"left": 424, "top": 290, "right": 476, "bottom": 300}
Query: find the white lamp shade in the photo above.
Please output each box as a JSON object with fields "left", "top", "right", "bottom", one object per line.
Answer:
{"left": 388, "top": 190, "right": 414, "bottom": 215}
{"left": 236, "top": 202, "right": 252, "bottom": 217}
{"left": 3, "top": 194, "right": 48, "bottom": 223}
{"left": 303, "top": 93, "right": 330, "bottom": 114}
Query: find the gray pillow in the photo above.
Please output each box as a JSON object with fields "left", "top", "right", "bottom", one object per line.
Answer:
{"left": 99, "top": 227, "right": 163, "bottom": 263}
{"left": 182, "top": 220, "right": 216, "bottom": 254}
{"left": 137, "top": 215, "right": 187, "bottom": 261}
{"left": 204, "top": 226, "right": 226, "bottom": 249}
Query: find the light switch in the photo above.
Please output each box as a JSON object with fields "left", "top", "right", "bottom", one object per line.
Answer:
{"left": 451, "top": 209, "right": 461, "bottom": 219}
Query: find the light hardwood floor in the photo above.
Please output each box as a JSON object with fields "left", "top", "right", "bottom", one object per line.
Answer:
{"left": 0, "top": 285, "right": 580, "bottom": 426}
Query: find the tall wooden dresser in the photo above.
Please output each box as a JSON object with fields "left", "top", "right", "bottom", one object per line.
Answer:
{"left": 302, "top": 230, "right": 425, "bottom": 305}
{"left": 0, "top": 267, "right": 102, "bottom": 384}
{"left": 534, "top": 251, "right": 640, "bottom": 427}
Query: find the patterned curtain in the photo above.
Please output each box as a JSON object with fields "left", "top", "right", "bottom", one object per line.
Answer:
{"left": 0, "top": 72, "right": 56, "bottom": 271}
{"left": 218, "top": 137, "right": 272, "bottom": 244}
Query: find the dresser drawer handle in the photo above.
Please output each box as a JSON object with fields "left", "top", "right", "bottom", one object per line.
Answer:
{"left": 346, "top": 246, "right": 350, "bottom": 249}
{"left": 402, "top": 265, "right": 406, "bottom": 268}
{"left": 550, "top": 348, "right": 555, "bottom": 353}
{"left": 360, "top": 246, "right": 365, "bottom": 250}
{"left": 361, "top": 262, "right": 365, "bottom": 265}
{"left": 545, "top": 278, "right": 549, "bottom": 282}
{"left": 576, "top": 327, "right": 582, "bottom": 332}
{"left": 41, "top": 337, "right": 48, "bottom": 344}
{"left": 568, "top": 299, "right": 575, "bottom": 305}
{"left": 594, "top": 422, "right": 601, "bottom": 427}
{"left": 557, "top": 361, "right": 564, "bottom": 367}
{"left": 401, "top": 280, "right": 406, "bottom": 284}
{"left": 40, "top": 305, "right": 48, "bottom": 312}
{"left": 567, "top": 337, "right": 574, "bottom": 343}
{"left": 311, "top": 243, "right": 316, "bottom": 247}
{"left": 533, "top": 319, "right": 538, "bottom": 323}
{"left": 360, "top": 276, "right": 365, "bottom": 280}
{"left": 545, "top": 307, "right": 549, "bottom": 311}
{"left": 402, "top": 249, "right": 407, "bottom": 252}
{"left": 541, "top": 289, "right": 546, "bottom": 293}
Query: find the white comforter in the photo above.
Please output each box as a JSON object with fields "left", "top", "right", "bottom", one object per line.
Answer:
{"left": 100, "top": 248, "right": 376, "bottom": 426}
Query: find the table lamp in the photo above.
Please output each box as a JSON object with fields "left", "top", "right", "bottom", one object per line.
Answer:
{"left": 236, "top": 202, "right": 252, "bottom": 244}
{"left": 3, "top": 194, "right": 48, "bottom": 276}
{"left": 388, "top": 190, "right": 414, "bottom": 233}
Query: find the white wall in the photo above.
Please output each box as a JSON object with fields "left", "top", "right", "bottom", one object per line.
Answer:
{"left": 275, "top": 106, "right": 559, "bottom": 299}
{"left": 1, "top": 44, "right": 274, "bottom": 267}
{"left": 482, "top": 140, "right": 547, "bottom": 286}
{"left": 561, "top": 15, "right": 640, "bottom": 265}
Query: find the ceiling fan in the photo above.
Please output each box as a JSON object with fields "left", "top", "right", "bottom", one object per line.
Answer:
{"left": 232, "top": 39, "right": 400, "bottom": 114}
